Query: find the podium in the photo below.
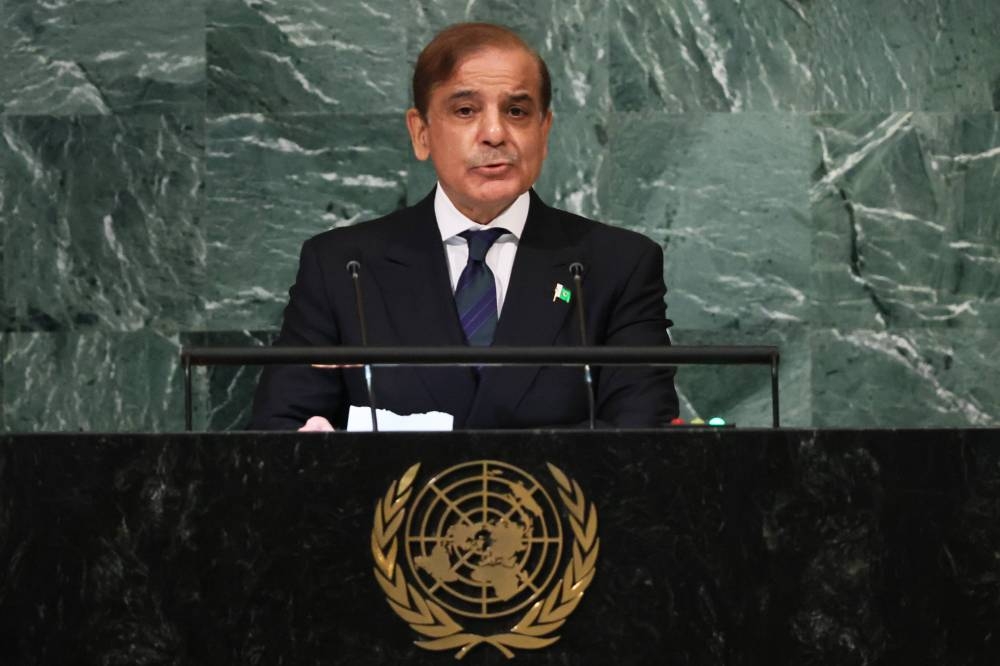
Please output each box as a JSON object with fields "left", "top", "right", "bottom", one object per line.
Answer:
{"left": 2, "top": 429, "right": 999, "bottom": 664}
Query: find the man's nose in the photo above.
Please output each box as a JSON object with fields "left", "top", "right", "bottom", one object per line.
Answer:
{"left": 479, "top": 109, "right": 507, "bottom": 145}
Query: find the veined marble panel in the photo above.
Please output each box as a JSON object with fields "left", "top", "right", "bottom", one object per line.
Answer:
{"left": 406, "top": 0, "right": 610, "bottom": 113}
{"left": 0, "top": 334, "right": 6, "bottom": 432}
{"left": 600, "top": 112, "right": 813, "bottom": 331}
{"left": 3, "top": 331, "right": 184, "bottom": 432}
{"left": 208, "top": 0, "right": 412, "bottom": 113}
{"left": 182, "top": 330, "right": 272, "bottom": 432}
{"left": 0, "top": 151, "right": 7, "bottom": 330}
{"left": 811, "top": 113, "right": 1000, "bottom": 330}
{"left": 204, "top": 113, "right": 412, "bottom": 330}
{"left": 811, "top": 0, "right": 1000, "bottom": 112}
{"left": 608, "top": 0, "right": 1000, "bottom": 113}
{"left": 610, "top": 0, "right": 813, "bottom": 112}
{"left": 208, "top": 0, "right": 610, "bottom": 115}
{"left": 673, "top": 324, "right": 810, "bottom": 427}
{"left": 535, "top": 110, "right": 608, "bottom": 217}
{"left": 0, "top": 0, "right": 205, "bottom": 115}
{"left": 0, "top": 115, "right": 205, "bottom": 333}
{"left": 812, "top": 327, "right": 999, "bottom": 427}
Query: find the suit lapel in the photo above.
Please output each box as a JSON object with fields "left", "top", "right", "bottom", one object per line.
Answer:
{"left": 467, "top": 192, "right": 581, "bottom": 424}
{"left": 368, "top": 192, "right": 477, "bottom": 419}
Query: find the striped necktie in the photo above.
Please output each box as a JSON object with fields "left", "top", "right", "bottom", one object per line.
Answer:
{"left": 454, "top": 227, "right": 508, "bottom": 346}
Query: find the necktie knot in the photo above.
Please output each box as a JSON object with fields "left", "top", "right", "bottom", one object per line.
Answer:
{"left": 460, "top": 227, "right": 508, "bottom": 263}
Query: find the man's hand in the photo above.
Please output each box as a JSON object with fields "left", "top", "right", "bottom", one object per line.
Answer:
{"left": 298, "top": 416, "right": 335, "bottom": 432}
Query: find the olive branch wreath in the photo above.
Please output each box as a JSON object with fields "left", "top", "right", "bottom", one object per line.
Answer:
{"left": 371, "top": 462, "right": 600, "bottom": 659}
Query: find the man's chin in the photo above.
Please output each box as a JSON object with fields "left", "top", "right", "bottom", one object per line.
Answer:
{"left": 446, "top": 184, "right": 529, "bottom": 222}
{"left": 470, "top": 178, "right": 529, "bottom": 203}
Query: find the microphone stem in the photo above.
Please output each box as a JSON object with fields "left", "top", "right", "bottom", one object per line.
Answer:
{"left": 572, "top": 271, "right": 595, "bottom": 430}
{"left": 349, "top": 267, "right": 378, "bottom": 432}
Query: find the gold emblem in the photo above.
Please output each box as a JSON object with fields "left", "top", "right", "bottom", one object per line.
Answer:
{"left": 372, "top": 460, "right": 599, "bottom": 659}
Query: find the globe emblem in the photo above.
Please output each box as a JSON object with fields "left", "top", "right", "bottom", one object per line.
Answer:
{"left": 404, "top": 461, "right": 563, "bottom": 619}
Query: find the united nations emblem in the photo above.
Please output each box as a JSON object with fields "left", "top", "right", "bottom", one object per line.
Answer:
{"left": 371, "top": 460, "right": 599, "bottom": 659}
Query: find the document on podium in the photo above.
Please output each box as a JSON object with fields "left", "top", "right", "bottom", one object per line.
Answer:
{"left": 346, "top": 405, "right": 454, "bottom": 432}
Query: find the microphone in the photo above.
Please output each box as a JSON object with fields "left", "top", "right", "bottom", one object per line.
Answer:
{"left": 346, "top": 260, "right": 379, "bottom": 432}
{"left": 569, "top": 262, "right": 595, "bottom": 430}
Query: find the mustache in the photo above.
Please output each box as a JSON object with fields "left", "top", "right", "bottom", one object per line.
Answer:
{"left": 467, "top": 151, "right": 519, "bottom": 168}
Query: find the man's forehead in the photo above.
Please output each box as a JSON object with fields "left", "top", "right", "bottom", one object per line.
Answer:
{"left": 443, "top": 88, "right": 537, "bottom": 102}
{"left": 438, "top": 46, "right": 540, "bottom": 90}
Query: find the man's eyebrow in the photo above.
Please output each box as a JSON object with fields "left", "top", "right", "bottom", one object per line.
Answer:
{"left": 506, "top": 92, "right": 536, "bottom": 104}
{"left": 446, "top": 89, "right": 478, "bottom": 102}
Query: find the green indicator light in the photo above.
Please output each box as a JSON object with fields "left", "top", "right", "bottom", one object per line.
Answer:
{"left": 708, "top": 417, "right": 726, "bottom": 426}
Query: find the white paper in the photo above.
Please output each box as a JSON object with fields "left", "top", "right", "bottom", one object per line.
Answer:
{"left": 347, "top": 405, "right": 454, "bottom": 432}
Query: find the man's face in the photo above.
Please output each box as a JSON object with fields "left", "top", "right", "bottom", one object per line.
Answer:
{"left": 406, "top": 46, "right": 553, "bottom": 224}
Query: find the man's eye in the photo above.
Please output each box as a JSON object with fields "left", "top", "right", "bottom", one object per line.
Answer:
{"left": 509, "top": 107, "right": 527, "bottom": 117}
{"left": 456, "top": 107, "right": 474, "bottom": 117}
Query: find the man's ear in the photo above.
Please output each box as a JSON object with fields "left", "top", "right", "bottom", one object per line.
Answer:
{"left": 406, "top": 108, "right": 430, "bottom": 161}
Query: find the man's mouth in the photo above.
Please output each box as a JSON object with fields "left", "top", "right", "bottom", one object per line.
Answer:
{"left": 470, "top": 151, "right": 518, "bottom": 173}
{"left": 474, "top": 162, "right": 513, "bottom": 175}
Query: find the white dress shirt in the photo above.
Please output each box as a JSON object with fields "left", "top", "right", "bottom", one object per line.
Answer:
{"left": 434, "top": 185, "right": 529, "bottom": 315}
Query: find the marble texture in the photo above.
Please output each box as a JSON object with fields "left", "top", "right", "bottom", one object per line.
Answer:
{"left": 0, "top": 335, "right": 5, "bottom": 432}
{"left": 673, "top": 324, "right": 810, "bottom": 427}
{"left": 810, "top": 0, "right": 1000, "bottom": 112}
{"left": 182, "top": 329, "right": 272, "bottom": 431}
{"left": 0, "top": 0, "right": 205, "bottom": 114}
{"left": 2, "top": 330, "right": 183, "bottom": 432}
{"left": 207, "top": 0, "right": 612, "bottom": 115}
{"left": 2, "top": 1, "right": 1000, "bottom": 431}
{"left": 204, "top": 113, "right": 411, "bottom": 329}
{"left": 0, "top": 149, "right": 6, "bottom": 330}
{"left": 208, "top": 0, "right": 412, "bottom": 113}
{"left": 812, "top": 327, "right": 1000, "bottom": 428}
{"left": 535, "top": 110, "right": 608, "bottom": 217}
{"left": 610, "top": 0, "right": 814, "bottom": 112}
{"left": 0, "top": 114, "right": 205, "bottom": 333}
{"left": 811, "top": 112, "right": 1000, "bottom": 329}
{"left": 405, "top": 0, "right": 611, "bottom": 113}
{"left": 601, "top": 112, "right": 813, "bottom": 330}
{"left": 609, "top": 0, "right": 1000, "bottom": 112}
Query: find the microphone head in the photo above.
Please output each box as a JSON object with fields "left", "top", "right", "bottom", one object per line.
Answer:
{"left": 569, "top": 262, "right": 585, "bottom": 277}
{"left": 346, "top": 260, "right": 361, "bottom": 277}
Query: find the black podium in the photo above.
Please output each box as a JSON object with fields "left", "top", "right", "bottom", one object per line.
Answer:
{"left": 2, "top": 429, "right": 999, "bottom": 665}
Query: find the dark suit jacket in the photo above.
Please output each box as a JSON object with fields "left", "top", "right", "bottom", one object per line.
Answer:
{"left": 250, "top": 189, "right": 678, "bottom": 429}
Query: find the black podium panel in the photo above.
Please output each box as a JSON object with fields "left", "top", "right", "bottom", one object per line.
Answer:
{"left": 1, "top": 429, "right": 999, "bottom": 665}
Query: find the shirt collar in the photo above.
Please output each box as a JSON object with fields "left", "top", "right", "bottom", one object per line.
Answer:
{"left": 434, "top": 184, "right": 529, "bottom": 242}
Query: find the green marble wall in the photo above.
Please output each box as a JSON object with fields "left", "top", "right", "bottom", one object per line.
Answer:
{"left": 1, "top": 0, "right": 998, "bottom": 431}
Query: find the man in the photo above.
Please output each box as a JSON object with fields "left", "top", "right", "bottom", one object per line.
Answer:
{"left": 250, "top": 22, "right": 678, "bottom": 430}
